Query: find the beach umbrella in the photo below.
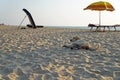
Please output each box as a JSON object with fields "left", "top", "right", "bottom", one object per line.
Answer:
{"left": 84, "top": 1, "right": 115, "bottom": 25}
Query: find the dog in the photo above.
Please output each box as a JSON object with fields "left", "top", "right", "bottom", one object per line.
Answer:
{"left": 63, "top": 36, "right": 101, "bottom": 51}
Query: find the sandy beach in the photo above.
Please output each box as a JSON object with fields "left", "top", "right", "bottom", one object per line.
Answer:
{"left": 0, "top": 25, "right": 120, "bottom": 80}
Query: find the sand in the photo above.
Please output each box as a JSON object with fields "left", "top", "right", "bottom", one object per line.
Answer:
{"left": 0, "top": 25, "right": 120, "bottom": 80}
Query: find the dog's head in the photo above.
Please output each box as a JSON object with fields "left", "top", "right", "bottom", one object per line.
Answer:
{"left": 70, "top": 36, "right": 80, "bottom": 42}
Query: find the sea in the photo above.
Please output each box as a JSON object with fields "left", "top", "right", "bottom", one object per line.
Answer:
{"left": 45, "top": 26, "right": 120, "bottom": 31}
{"left": 46, "top": 26, "right": 89, "bottom": 30}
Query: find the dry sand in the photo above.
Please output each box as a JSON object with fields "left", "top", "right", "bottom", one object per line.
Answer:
{"left": 0, "top": 25, "right": 120, "bottom": 80}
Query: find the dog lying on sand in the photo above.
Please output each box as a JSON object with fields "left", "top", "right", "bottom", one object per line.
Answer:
{"left": 63, "top": 36, "right": 101, "bottom": 51}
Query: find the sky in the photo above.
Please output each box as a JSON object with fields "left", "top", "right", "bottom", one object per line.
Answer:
{"left": 0, "top": 0, "right": 120, "bottom": 26}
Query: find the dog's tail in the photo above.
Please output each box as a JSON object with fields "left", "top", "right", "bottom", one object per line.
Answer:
{"left": 95, "top": 43, "right": 101, "bottom": 51}
{"left": 89, "top": 43, "right": 101, "bottom": 51}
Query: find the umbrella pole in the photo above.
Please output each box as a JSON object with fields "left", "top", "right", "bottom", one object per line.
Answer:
{"left": 99, "top": 11, "right": 101, "bottom": 26}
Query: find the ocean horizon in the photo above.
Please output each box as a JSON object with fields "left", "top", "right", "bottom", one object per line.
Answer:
{"left": 46, "top": 26, "right": 89, "bottom": 30}
{"left": 45, "top": 26, "right": 120, "bottom": 30}
{"left": 5, "top": 25, "right": 120, "bottom": 31}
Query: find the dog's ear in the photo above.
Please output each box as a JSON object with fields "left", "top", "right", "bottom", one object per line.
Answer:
{"left": 73, "top": 36, "right": 80, "bottom": 40}
{"left": 70, "top": 36, "right": 80, "bottom": 42}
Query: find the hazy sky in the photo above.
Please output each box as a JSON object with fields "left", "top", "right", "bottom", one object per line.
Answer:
{"left": 0, "top": 0, "right": 120, "bottom": 26}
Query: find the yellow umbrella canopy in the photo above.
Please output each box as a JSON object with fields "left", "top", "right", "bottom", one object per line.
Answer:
{"left": 84, "top": 1, "right": 115, "bottom": 25}
{"left": 84, "top": 1, "right": 115, "bottom": 11}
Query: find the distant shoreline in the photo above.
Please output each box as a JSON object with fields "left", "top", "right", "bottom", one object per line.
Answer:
{"left": 1, "top": 25, "right": 120, "bottom": 31}
{"left": 45, "top": 26, "right": 89, "bottom": 30}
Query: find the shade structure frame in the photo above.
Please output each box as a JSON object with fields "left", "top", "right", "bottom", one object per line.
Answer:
{"left": 84, "top": 1, "right": 115, "bottom": 25}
